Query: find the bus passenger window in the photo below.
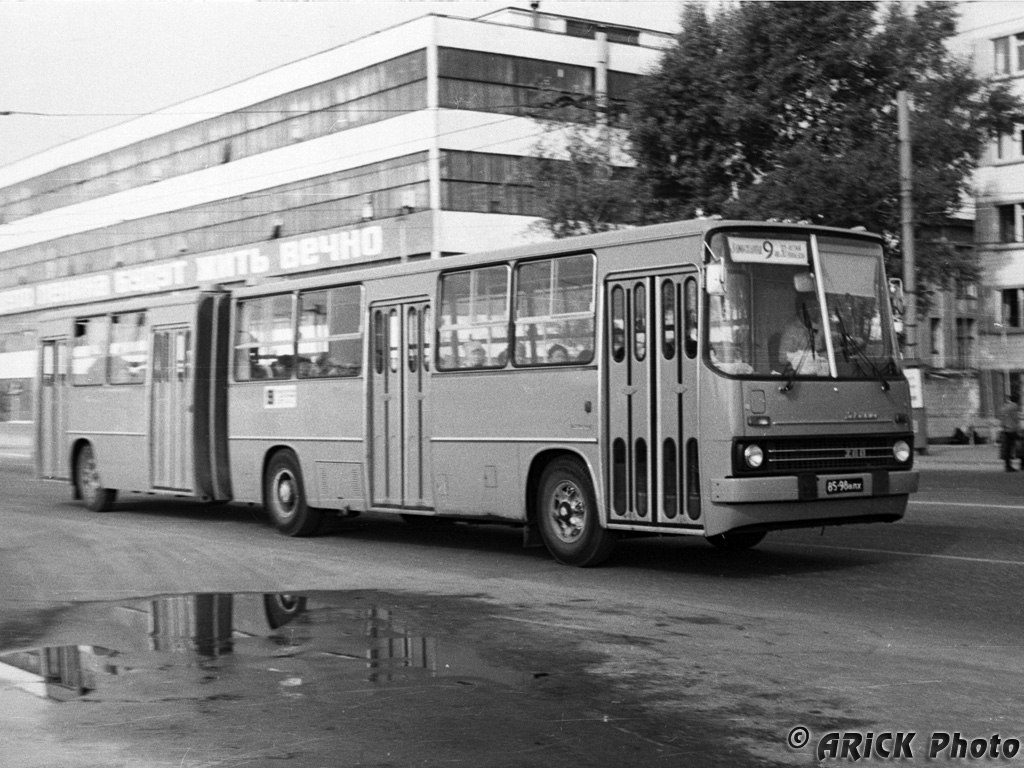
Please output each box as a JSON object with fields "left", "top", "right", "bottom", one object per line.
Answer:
{"left": 72, "top": 316, "right": 109, "bottom": 386}
{"left": 109, "top": 311, "right": 147, "bottom": 385}
{"left": 234, "top": 295, "right": 294, "bottom": 381}
{"left": 373, "top": 310, "right": 386, "bottom": 375}
{"left": 513, "top": 253, "right": 595, "bottom": 366}
{"left": 437, "top": 266, "right": 509, "bottom": 370}
{"left": 297, "top": 286, "right": 363, "bottom": 378}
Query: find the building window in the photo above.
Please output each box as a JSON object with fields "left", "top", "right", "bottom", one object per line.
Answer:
{"left": 999, "top": 204, "right": 1021, "bottom": 243}
{"left": 955, "top": 318, "right": 974, "bottom": 369}
{"left": 930, "top": 317, "right": 943, "bottom": 358}
{"left": 995, "top": 36, "right": 1011, "bottom": 74}
{"left": 1003, "top": 288, "right": 1024, "bottom": 328}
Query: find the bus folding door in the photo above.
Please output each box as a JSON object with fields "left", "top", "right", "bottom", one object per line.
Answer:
{"left": 151, "top": 327, "right": 193, "bottom": 491}
{"left": 369, "top": 300, "right": 432, "bottom": 510}
{"left": 38, "top": 338, "right": 69, "bottom": 480}
{"left": 605, "top": 271, "right": 702, "bottom": 529}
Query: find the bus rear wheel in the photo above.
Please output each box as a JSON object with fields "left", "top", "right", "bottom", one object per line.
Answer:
{"left": 75, "top": 444, "right": 117, "bottom": 512}
{"left": 706, "top": 531, "right": 766, "bottom": 551}
{"left": 263, "top": 451, "right": 322, "bottom": 536}
{"left": 536, "top": 457, "right": 616, "bottom": 567}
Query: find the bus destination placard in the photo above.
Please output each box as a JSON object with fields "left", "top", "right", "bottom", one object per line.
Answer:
{"left": 727, "top": 236, "right": 808, "bottom": 265}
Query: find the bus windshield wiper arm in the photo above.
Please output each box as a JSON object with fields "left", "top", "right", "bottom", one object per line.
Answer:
{"left": 835, "top": 309, "right": 889, "bottom": 392}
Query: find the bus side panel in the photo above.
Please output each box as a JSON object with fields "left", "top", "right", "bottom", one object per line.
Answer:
{"left": 226, "top": 378, "right": 367, "bottom": 509}
{"left": 68, "top": 386, "right": 150, "bottom": 492}
{"left": 428, "top": 369, "right": 597, "bottom": 519}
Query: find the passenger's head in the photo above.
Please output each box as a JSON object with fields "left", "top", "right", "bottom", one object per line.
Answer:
{"left": 548, "top": 344, "right": 568, "bottom": 363}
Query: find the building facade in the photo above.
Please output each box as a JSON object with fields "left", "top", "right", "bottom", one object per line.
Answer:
{"left": 950, "top": 1, "right": 1024, "bottom": 438}
{"left": 0, "top": 6, "right": 672, "bottom": 423}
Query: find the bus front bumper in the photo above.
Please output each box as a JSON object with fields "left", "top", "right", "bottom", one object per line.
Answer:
{"left": 710, "top": 469, "right": 919, "bottom": 504}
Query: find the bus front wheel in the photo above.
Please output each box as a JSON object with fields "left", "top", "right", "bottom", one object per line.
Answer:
{"left": 536, "top": 457, "right": 616, "bottom": 567}
{"left": 706, "top": 531, "right": 766, "bottom": 551}
{"left": 75, "top": 444, "right": 117, "bottom": 512}
{"left": 263, "top": 451, "right": 322, "bottom": 537}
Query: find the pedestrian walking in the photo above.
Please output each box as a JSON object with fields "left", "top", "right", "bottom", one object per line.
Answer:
{"left": 999, "top": 394, "right": 1021, "bottom": 471}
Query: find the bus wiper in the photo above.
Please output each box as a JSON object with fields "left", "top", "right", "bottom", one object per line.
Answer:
{"left": 834, "top": 307, "right": 890, "bottom": 392}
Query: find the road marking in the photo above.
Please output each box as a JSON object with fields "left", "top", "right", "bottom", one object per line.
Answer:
{"left": 778, "top": 541, "right": 1024, "bottom": 566}
{"left": 910, "top": 499, "right": 1024, "bottom": 511}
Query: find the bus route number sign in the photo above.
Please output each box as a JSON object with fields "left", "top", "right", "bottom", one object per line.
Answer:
{"left": 825, "top": 477, "right": 865, "bottom": 495}
{"left": 727, "top": 236, "right": 809, "bottom": 266}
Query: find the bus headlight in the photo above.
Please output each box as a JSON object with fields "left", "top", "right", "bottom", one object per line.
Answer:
{"left": 743, "top": 444, "right": 764, "bottom": 469}
{"left": 893, "top": 440, "right": 911, "bottom": 463}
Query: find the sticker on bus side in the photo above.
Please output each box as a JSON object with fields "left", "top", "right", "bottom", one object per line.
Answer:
{"left": 727, "top": 236, "right": 809, "bottom": 265}
{"left": 263, "top": 385, "right": 297, "bottom": 409}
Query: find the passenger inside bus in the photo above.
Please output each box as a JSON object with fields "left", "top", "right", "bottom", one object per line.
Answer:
{"left": 547, "top": 344, "right": 569, "bottom": 363}
{"left": 777, "top": 297, "right": 828, "bottom": 375}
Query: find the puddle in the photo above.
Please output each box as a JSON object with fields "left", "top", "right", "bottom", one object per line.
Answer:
{"left": 0, "top": 591, "right": 777, "bottom": 767}
{"left": 0, "top": 592, "right": 531, "bottom": 705}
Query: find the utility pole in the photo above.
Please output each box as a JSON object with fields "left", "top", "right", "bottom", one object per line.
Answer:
{"left": 898, "top": 89, "right": 927, "bottom": 451}
{"left": 898, "top": 90, "right": 917, "bottom": 365}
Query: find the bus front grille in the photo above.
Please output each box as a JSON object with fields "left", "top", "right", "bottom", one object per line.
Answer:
{"left": 734, "top": 435, "right": 914, "bottom": 475}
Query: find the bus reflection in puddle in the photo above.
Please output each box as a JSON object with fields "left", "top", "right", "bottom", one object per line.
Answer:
{"left": 0, "top": 592, "right": 530, "bottom": 704}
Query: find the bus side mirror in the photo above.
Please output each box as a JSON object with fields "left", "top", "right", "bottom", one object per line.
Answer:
{"left": 793, "top": 272, "right": 816, "bottom": 293}
{"left": 705, "top": 263, "right": 725, "bottom": 295}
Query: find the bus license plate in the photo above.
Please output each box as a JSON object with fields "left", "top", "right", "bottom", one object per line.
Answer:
{"left": 825, "top": 477, "right": 865, "bottom": 495}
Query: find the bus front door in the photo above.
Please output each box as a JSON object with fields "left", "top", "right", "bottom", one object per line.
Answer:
{"left": 151, "top": 327, "right": 193, "bottom": 490}
{"left": 38, "top": 338, "right": 69, "bottom": 480}
{"left": 369, "top": 301, "right": 432, "bottom": 510}
{"left": 606, "top": 272, "right": 702, "bottom": 529}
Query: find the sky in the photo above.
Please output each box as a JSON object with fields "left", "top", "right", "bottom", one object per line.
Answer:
{"left": 0, "top": 0, "right": 683, "bottom": 167}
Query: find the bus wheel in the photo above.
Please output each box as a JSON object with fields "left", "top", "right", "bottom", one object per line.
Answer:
{"left": 75, "top": 444, "right": 117, "bottom": 512}
{"left": 706, "top": 531, "right": 766, "bottom": 551}
{"left": 263, "top": 451, "right": 322, "bottom": 537}
{"left": 537, "top": 457, "right": 616, "bottom": 567}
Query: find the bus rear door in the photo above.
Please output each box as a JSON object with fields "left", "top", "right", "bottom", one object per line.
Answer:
{"left": 369, "top": 300, "right": 432, "bottom": 510}
{"left": 606, "top": 271, "right": 702, "bottom": 529}
{"left": 38, "top": 338, "right": 69, "bottom": 480}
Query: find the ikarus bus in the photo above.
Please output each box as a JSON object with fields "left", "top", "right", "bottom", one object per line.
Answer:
{"left": 34, "top": 219, "right": 918, "bottom": 566}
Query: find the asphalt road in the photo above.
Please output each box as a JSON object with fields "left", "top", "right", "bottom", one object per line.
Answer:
{"left": 1, "top": 459, "right": 1022, "bottom": 767}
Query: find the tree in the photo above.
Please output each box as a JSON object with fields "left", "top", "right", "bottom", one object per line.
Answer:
{"left": 629, "top": 0, "right": 1023, "bottom": 295}
{"left": 526, "top": 119, "right": 642, "bottom": 239}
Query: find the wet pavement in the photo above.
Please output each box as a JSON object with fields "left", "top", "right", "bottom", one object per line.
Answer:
{"left": 0, "top": 590, "right": 774, "bottom": 768}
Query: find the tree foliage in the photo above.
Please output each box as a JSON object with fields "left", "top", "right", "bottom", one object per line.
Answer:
{"left": 628, "top": 0, "right": 1023, "bottom": 292}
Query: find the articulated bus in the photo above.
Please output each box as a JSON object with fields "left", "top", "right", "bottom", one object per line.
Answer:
{"left": 35, "top": 219, "right": 918, "bottom": 566}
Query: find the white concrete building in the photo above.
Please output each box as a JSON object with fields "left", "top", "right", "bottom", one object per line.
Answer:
{"left": 0, "top": 6, "right": 672, "bottom": 422}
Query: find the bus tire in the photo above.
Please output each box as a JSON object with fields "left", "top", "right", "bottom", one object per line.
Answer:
{"left": 263, "top": 451, "right": 322, "bottom": 537}
{"left": 536, "top": 456, "right": 616, "bottom": 567}
{"left": 706, "top": 531, "right": 766, "bottom": 551}
{"left": 75, "top": 443, "right": 117, "bottom": 512}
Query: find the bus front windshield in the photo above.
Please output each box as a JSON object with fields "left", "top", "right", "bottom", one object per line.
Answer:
{"left": 705, "top": 231, "right": 899, "bottom": 381}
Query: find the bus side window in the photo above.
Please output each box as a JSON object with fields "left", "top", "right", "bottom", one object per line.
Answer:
{"left": 513, "top": 253, "right": 595, "bottom": 366}
{"left": 72, "top": 316, "right": 109, "bottom": 386}
{"left": 109, "top": 311, "right": 147, "bottom": 385}
{"left": 437, "top": 266, "right": 509, "bottom": 370}
{"left": 234, "top": 295, "right": 294, "bottom": 381}
{"left": 296, "top": 286, "right": 362, "bottom": 377}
